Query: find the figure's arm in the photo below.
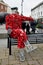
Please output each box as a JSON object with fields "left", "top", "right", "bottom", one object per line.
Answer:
{"left": 21, "top": 15, "right": 34, "bottom": 21}
{"left": 5, "top": 14, "right": 15, "bottom": 30}
{"left": 5, "top": 15, "right": 11, "bottom": 30}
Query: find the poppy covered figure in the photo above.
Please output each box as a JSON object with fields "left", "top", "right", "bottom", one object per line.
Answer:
{"left": 5, "top": 13, "right": 36, "bottom": 61}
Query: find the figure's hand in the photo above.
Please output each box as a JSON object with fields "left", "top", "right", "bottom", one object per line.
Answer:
{"left": 8, "top": 28, "right": 12, "bottom": 34}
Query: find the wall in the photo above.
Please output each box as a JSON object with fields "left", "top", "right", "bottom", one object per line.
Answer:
{"left": 31, "top": 4, "right": 43, "bottom": 19}
{"left": 0, "top": 3, "right": 7, "bottom": 12}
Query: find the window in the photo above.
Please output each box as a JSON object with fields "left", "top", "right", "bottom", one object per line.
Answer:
{"left": 5, "top": 7, "right": 7, "bottom": 10}
{"left": 1, "top": 5, "right": 3, "bottom": 9}
{"left": 41, "top": 11, "right": 42, "bottom": 16}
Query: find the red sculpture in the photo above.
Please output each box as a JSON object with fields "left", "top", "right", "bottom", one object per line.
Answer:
{"left": 5, "top": 13, "right": 34, "bottom": 48}
{"left": 5, "top": 13, "right": 35, "bottom": 61}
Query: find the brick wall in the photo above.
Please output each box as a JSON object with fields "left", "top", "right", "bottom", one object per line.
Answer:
{"left": 0, "top": 3, "right": 7, "bottom": 12}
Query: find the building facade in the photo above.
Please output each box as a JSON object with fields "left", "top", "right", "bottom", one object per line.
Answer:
{"left": 0, "top": 2, "right": 7, "bottom": 12}
{"left": 0, "top": 0, "right": 12, "bottom": 13}
{"left": 31, "top": 2, "right": 43, "bottom": 20}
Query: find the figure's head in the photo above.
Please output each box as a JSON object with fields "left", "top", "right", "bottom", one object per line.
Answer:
{"left": 11, "top": 7, "right": 19, "bottom": 14}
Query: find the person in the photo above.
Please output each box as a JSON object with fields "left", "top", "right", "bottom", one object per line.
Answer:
{"left": 5, "top": 7, "right": 37, "bottom": 61}
{"left": 26, "top": 23, "right": 30, "bottom": 34}
{"left": 22, "top": 21, "right": 26, "bottom": 31}
{"left": 30, "top": 21, "right": 37, "bottom": 33}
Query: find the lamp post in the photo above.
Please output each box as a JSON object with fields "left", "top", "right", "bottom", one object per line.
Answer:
{"left": 21, "top": 0, "right": 24, "bottom": 15}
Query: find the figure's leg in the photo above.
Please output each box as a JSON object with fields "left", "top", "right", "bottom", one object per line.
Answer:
{"left": 25, "top": 40, "right": 37, "bottom": 53}
{"left": 19, "top": 48, "right": 25, "bottom": 61}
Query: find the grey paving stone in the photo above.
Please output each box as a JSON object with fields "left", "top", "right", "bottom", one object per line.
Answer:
{"left": 8, "top": 55, "right": 15, "bottom": 61}
{"left": 27, "top": 60, "right": 39, "bottom": 65}
{"left": 0, "top": 44, "right": 43, "bottom": 65}
{"left": 1, "top": 58, "right": 8, "bottom": 65}
{"left": 38, "top": 59, "right": 43, "bottom": 65}
{"left": 25, "top": 53, "right": 33, "bottom": 61}
{"left": 8, "top": 60, "right": 20, "bottom": 65}
{"left": 20, "top": 61, "right": 28, "bottom": 65}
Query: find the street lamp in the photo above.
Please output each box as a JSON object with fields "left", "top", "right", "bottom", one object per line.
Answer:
{"left": 21, "top": 0, "right": 24, "bottom": 15}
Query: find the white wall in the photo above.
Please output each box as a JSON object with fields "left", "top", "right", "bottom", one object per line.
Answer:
{"left": 31, "top": 4, "right": 43, "bottom": 19}
{"left": 7, "top": 6, "right": 12, "bottom": 14}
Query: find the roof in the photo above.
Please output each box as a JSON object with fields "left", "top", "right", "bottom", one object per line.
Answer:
{"left": 0, "top": 0, "right": 11, "bottom": 7}
{"left": 0, "top": 1, "right": 8, "bottom": 7}
{"left": 31, "top": 1, "right": 43, "bottom": 11}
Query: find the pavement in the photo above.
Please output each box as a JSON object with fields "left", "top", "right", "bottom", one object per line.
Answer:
{"left": 0, "top": 44, "right": 43, "bottom": 65}
{"left": 0, "top": 25, "right": 43, "bottom": 65}
{"left": 0, "top": 24, "right": 7, "bottom": 34}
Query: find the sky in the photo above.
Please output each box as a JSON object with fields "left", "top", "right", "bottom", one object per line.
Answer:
{"left": 3, "top": 0, "right": 43, "bottom": 16}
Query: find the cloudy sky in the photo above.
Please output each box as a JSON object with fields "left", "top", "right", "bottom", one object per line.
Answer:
{"left": 3, "top": 0, "right": 43, "bottom": 16}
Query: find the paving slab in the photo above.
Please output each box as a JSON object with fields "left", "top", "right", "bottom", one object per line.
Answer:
{"left": 27, "top": 60, "right": 40, "bottom": 65}
{"left": 0, "top": 44, "right": 43, "bottom": 65}
{"left": 38, "top": 60, "right": 43, "bottom": 65}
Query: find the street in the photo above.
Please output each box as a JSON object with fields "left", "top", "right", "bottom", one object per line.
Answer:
{"left": 0, "top": 39, "right": 7, "bottom": 48}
